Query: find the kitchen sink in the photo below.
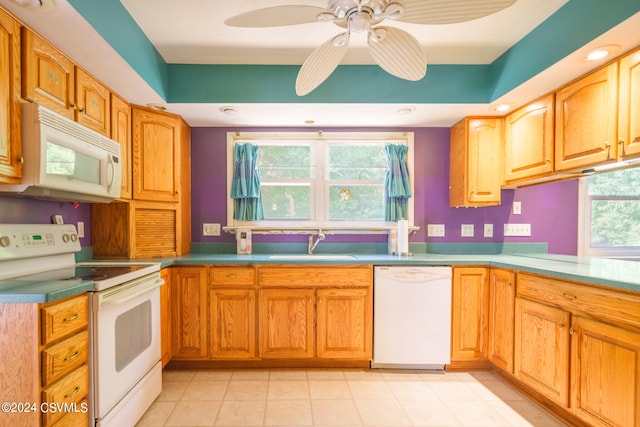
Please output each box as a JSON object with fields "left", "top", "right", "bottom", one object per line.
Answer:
{"left": 267, "top": 254, "right": 356, "bottom": 260}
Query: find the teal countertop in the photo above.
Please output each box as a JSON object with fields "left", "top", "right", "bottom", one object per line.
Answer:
{"left": 2, "top": 252, "right": 640, "bottom": 303}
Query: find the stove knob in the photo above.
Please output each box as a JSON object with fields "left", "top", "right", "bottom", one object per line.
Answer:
{"left": 70, "top": 233, "right": 78, "bottom": 242}
{"left": 0, "top": 235, "right": 9, "bottom": 247}
{"left": 62, "top": 234, "right": 70, "bottom": 243}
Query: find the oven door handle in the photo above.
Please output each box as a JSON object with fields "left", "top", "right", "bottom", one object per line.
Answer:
{"left": 97, "top": 276, "right": 164, "bottom": 307}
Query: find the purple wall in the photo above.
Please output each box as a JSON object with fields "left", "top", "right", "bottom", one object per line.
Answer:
{"left": 0, "top": 196, "right": 92, "bottom": 246}
{"left": 190, "top": 126, "right": 579, "bottom": 255}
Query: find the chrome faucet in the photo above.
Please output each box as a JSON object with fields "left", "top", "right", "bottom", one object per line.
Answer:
{"left": 308, "top": 231, "right": 326, "bottom": 254}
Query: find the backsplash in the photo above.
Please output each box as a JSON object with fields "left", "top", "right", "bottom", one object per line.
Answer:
{"left": 190, "top": 126, "right": 579, "bottom": 255}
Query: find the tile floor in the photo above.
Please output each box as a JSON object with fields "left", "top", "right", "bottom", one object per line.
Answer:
{"left": 136, "top": 369, "right": 567, "bottom": 427}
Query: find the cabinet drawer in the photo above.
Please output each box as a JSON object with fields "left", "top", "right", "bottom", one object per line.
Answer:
{"left": 49, "top": 399, "right": 88, "bottom": 427}
{"left": 41, "top": 295, "right": 88, "bottom": 346}
{"left": 209, "top": 266, "right": 255, "bottom": 286}
{"left": 517, "top": 273, "right": 640, "bottom": 331}
{"left": 41, "top": 364, "right": 88, "bottom": 426}
{"left": 258, "top": 266, "right": 372, "bottom": 288}
{"left": 42, "top": 330, "right": 89, "bottom": 387}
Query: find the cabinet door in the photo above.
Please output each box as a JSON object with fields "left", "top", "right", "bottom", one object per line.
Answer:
{"left": 132, "top": 107, "right": 181, "bottom": 202}
{"left": 514, "top": 297, "right": 570, "bottom": 407}
{"left": 488, "top": 269, "right": 515, "bottom": 373}
{"left": 571, "top": 316, "right": 640, "bottom": 427}
{"left": 159, "top": 268, "right": 172, "bottom": 367}
{"left": 21, "top": 28, "right": 75, "bottom": 119}
{"left": 0, "top": 8, "right": 22, "bottom": 184}
{"left": 316, "top": 288, "right": 372, "bottom": 359}
{"left": 259, "top": 288, "right": 314, "bottom": 359}
{"left": 619, "top": 47, "right": 640, "bottom": 158}
{"left": 450, "top": 118, "right": 501, "bottom": 207}
{"left": 171, "top": 267, "right": 208, "bottom": 359}
{"left": 111, "top": 93, "right": 132, "bottom": 199}
{"left": 75, "top": 67, "right": 110, "bottom": 136}
{"left": 555, "top": 63, "right": 618, "bottom": 171}
{"left": 209, "top": 288, "right": 256, "bottom": 359}
{"left": 451, "top": 268, "right": 489, "bottom": 362}
{"left": 503, "top": 94, "right": 554, "bottom": 183}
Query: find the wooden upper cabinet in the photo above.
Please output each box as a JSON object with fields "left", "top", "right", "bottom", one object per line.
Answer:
{"left": 0, "top": 8, "right": 22, "bottom": 184}
{"left": 132, "top": 106, "right": 182, "bottom": 202}
{"left": 21, "top": 28, "right": 75, "bottom": 120}
{"left": 503, "top": 95, "right": 554, "bottom": 184}
{"left": 555, "top": 62, "right": 618, "bottom": 171}
{"left": 450, "top": 117, "right": 502, "bottom": 207}
{"left": 111, "top": 93, "right": 132, "bottom": 199}
{"left": 618, "top": 47, "right": 640, "bottom": 159}
{"left": 75, "top": 67, "right": 110, "bottom": 136}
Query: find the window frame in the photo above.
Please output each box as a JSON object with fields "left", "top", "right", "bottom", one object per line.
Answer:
{"left": 578, "top": 174, "right": 640, "bottom": 257}
{"left": 226, "top": 131, "right": 415, "bottom": 231}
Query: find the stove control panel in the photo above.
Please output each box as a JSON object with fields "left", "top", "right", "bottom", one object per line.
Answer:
{"left": 0, "top": 224, "right": 80, "bottom": 261}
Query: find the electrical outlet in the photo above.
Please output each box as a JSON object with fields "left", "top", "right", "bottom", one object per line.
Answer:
{"left": 484, "top": 224, "right": 493, "bottom": 238}
{"left": 427, "top": 224, "right": 445, "bottom": 237}
{"left": 504, "top": 223, "right": 531, "bottom": 236}
{"left": 461, "top": 224, "right": 474, "bottom": 237}
{"left": 203, "top": 223, "right": 221, "bottom": 236}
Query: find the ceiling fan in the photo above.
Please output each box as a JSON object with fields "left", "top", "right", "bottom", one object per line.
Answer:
{"left": 225, "top": 0, "right": 516, "bottom": 96}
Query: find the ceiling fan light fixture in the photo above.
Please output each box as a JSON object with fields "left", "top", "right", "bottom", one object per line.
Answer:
{"left": 348, "top": 10, "right": 372, "bottom": 33}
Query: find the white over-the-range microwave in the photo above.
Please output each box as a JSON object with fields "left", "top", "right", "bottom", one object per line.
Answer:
{"left": 0, "top": 103, "right": 121, "bottom": 203}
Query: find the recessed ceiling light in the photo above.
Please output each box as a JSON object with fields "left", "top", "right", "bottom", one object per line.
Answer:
{"left": 219, "top": 106, "right": 238, "bottom": 115}
{"left": 396, "top": 107, "right": 415, "bottom": 115}
{"left": 492, "top": 103, "right": 512, "bottom": 112}
{"left": 585, "top": 45, "right": 620, "bottom": 61}
{"left": 10, "top": 0, "right": 54, "bottom": 11}
{"left": 146, "top": 103, "right": 167, "bottom": 111}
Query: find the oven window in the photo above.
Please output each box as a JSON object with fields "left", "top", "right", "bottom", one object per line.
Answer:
{"left": 114, "top": 300, "right": 152, "bottom": 372}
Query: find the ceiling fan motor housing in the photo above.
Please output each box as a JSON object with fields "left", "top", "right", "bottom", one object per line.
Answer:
{"left": 326, "top": 0, "right": 403, "bottom": 22}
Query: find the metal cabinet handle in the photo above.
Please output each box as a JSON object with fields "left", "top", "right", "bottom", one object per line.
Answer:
{"left": 64, "top": 351, "right": 80, "bottom": 362}
{"left": 227, "top": 274, "right": 237, "bottom": 279}
{"left": 63, "top": 313, "right": 80, "bottom": 322}
{"left": 64, "top": 387, "right": 80, "bottom": 399}
{"left": 558, "top": 322, "right": 565, "bottom": 328}
{"left": 562, "top": 293, "right": 576, "bottom": 300}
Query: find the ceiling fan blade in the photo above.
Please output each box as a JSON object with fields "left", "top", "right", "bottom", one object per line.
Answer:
{"left": 368, "top": 26, "right": 426, "bottom": 81}
{"left": 296, "top": 33, "right": 350, "bottom": 96}
{"left": 396, "top": 0, "right": 516, "bottom": 25}
{"left": 225, "top": 5, "right": 330, "bottom": 27}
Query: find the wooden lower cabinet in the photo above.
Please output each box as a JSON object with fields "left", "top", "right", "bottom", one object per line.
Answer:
{"left": 451, "top": 267, "right": 489, "bottom": 367}
{"left": 570, "top": 316, "right": 640, "bottom": 427}
{"left": 514, "top": 297, "right": 570, "bottom": 407}
{"left": 159, "top": 268, "right": 172, "bottom": 367}
{"left": 488, "top": 268, "right": 515, "bottom": 373}
{"left": 209, "top": 288, "right": 257, "bottom": 359}
{"left": 316, "top": 288, "right": 372, "bottom": 359}
{"left": 171, "top": 267, "right": 208, "bottom": 360}
{"left": 259, "top": 288, "right": 315, "bottom": 359}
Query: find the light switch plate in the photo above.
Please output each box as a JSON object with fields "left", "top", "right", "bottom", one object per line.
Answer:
{"left": 203, "top": 223, "right": 221, "bottom": 236}
{"left": 484, "top": 224, "right": 493, "bottom": 238}
{"left": 513, "top": 201, "right": 522, "bottom": 215}
{"left": 461, "top": 224, "right": 474, "bottom": 237}
{"left": 77, "top": 222, "right": 85, "bottom": 238}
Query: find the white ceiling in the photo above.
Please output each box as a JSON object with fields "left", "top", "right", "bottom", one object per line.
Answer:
{"left": 3, "top": 0, "right": 640, "bottom": 127}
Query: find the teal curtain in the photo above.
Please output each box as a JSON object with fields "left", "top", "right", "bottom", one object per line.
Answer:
{"left": 231, "top": 143, "right": 264, "bottom": 220}
{"left": 384, "top": 144, "right": 412, "bottom": 221}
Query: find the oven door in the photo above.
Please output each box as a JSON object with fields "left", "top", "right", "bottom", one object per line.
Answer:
{"left": 90, "top": 272, "right": 163, "bottom": 422}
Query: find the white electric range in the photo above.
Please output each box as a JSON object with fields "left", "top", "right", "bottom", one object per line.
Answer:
{"left": 0, "top": 224, "right": 163, "bottom": 427}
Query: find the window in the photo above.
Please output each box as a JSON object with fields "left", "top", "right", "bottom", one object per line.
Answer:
{"left": 579, "top": 167, "right": 640, "bottom": 256}
{"left": 227, "top": 132, "right": 414, "bottom": 230}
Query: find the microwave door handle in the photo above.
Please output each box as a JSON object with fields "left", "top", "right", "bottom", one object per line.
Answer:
{"left": 107, "top": 156, "right": 115, "bottom": 189}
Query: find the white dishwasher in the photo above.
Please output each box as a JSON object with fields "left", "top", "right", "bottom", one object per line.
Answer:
{"left": 372, "top": 266, "right": 452, "bottom": 369}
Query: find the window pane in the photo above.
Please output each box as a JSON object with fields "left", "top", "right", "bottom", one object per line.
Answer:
{"left": 259, "top": 145, "right": 312, "bottom": 179}
{"left": 328, "top": 185, "right": 385, "bottom": 220}
{"left": 591, "top": 200, "right": 640, "bottom": 246}
{"left": 328, "top": 144, "right": 387, "bottom": 180}
{"left": 588, "top": 168, "right": 640, "bottom": 196}
{"left": 261, "top": 184, "right": 311, "bottom": 220}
